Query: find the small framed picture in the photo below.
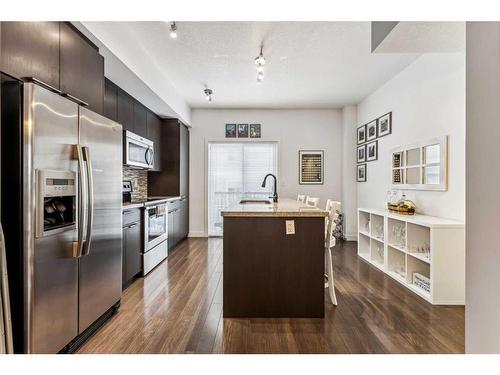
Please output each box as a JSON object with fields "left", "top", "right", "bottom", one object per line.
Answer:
{"left": 357, "top": 144, "right": 366, "bottom": 163}
{"left": 225, "top": 124, "right": 236, "bottom": 138}
{"left": 366, "top": 140, "right": 378, "bottom": 162}
{"left": 299, "top": 150, "right": 324, "bottom": 184}
{"left": 357, "top": 164, "right": 367, "bottom": 182}
{"left": 357, "top": 124, "right": 366, "bottom": 145}
{"left": 237, "top": 124, "right": 249, "bottom": 138}
{"left": 378, "top": 112, "right": 392, "bottom": 137}
{"left": 249, "top": 124, "right": 261, "bottom": 138}
{"left": 366, "top": 120, "right": 378, "bottom": 141}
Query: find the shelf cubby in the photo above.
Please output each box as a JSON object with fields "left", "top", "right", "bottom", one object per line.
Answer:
{"left": 387, "top": 217, "right": 406, "bottom": 250}
{"left": 358, "top": 232, "right": 370, "bottom": 257}
{"left": 370, "top": 238, "right": 385, "bottom": 266}
{"left": 387, "top": 246, "right": 406, "bottom": 280}
{"left": 358, "top": 210, "right": 370, "bottom": 236}
{"left": 370, "top": 213, "right": 384, "bottom": 241}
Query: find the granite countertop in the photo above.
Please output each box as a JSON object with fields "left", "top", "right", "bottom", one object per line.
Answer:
{"left": 221, "top": 198, "right": 328, "bottom": 218}
{"left": 122, "top": 196, "right": 182, "bottom": 210}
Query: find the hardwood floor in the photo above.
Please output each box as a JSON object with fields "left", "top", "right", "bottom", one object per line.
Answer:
{"left": 77, "top": 238, "right": 464, "bottom": 354}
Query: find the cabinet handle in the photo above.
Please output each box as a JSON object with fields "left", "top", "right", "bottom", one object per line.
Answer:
{"left": 123, "top": 223, "right": 138, "bottom": 229}
{"left": 25, "top": 77, "right": 62, "bottom": 94}
{"left": 123, "top": 210, "right": 132, "bottom": 214}
{"left": 62, "top": 93, "right": 89, "bottom": 107}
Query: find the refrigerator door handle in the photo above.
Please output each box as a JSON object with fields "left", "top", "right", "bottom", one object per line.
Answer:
{"left": 82, "top": 146, "right": 94, "bottom": 256}
{"left": 73, "top": 145, "right": 86, "bottom": 258}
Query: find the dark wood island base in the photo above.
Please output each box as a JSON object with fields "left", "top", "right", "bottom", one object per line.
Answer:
{"left": 222, "top": 202, "right": 327, "bottom": 318}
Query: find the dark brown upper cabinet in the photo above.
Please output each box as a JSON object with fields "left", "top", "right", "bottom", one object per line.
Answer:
{"left": 0, "top": 22, "right": 60, "bottom": 89}
{"left": 148, "top": 119, "right": 189, "bottom": 198}
{"left": 117, "top": 89, "right": 134, "bottom": 132}
{"left": 146, "top": 111, "right": 162, "bottom": 171}
{"left": 133, "top": 100, "right": 148, "bottom": 138}
{"left": 59, "top": 23, "right": 104, "bottom": 114}
{"left": 104, "top": 78, "right": 118, "bottom": 122}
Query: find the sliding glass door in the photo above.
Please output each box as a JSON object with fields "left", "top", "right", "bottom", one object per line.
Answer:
{"left": 208, "top": 142, "right": 278, "bottom": 236}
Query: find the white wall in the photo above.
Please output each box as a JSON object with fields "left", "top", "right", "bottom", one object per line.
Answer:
{"left": 356, "top": 53, "right": 465, "bottom": 221}
{"left": 189, "top": 109, "right": 342, "bottom": 236}
{"left": 465, "top": 22, "right": 500, "bottom": 354}
{"left": 341, "top": 106, "right": 358, "bottom": 240}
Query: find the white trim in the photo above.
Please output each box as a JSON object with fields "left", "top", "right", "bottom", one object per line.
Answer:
{"left": 345, "top": 233, "right": 358, "bottom": 241}
{"left": 188, "top": 231, "right": 208, "bottom": 238}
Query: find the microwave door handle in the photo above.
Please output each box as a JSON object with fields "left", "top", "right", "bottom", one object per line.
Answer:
{"left": 82, "top": 146, "right": 94, "bottom": 256}
{"left": 149, "top": 148, "right": 154, "bottom": 167}
{"left": 73, "top": 145, "right": 85, "bottom": 258}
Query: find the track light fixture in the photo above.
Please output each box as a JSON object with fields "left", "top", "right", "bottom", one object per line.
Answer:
{"left": 169, "top": 22, "right": 178, "bottom": 39}
{"left": 204, "top": 88, "right": 213, "bottom": 102}
{"left": 254, "top": 44, "right": 266, "bottom": 83}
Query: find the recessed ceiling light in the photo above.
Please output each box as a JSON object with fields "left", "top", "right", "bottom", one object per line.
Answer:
{"left": 169, "top": 22, "right": 178, "bottom": 39}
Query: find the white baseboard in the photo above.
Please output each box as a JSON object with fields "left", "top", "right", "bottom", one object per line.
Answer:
{"left": 188, "top": 231, "right": 208, "bottom": 238}
{"left": 345, "top": 233, "right": 358, "bottom": 241}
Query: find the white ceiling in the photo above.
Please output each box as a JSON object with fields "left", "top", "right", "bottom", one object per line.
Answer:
{"left": 83, "top": 22, "right": 420, "bottom": 109}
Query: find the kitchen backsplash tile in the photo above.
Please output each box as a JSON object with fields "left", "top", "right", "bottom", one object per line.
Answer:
{"left": 123, "top": 166, "right": 148, "bottom": 201}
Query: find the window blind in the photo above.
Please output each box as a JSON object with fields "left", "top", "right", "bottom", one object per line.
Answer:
{"left": 208, "top": 142, "right": 278, "bottom": 236}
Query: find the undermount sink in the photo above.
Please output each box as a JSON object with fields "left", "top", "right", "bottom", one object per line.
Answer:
{"left": 239, "top": 199, "right": 272, "bottom": 205}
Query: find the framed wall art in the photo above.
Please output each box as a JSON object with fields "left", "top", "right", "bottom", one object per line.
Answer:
{"left": 357, "top": 164, "right": 366, "bottom": 182}
{"left": 237, "top": 124, "right": 249, "bottom": 138}
{"left": 378, "top": 112, "right": 392, "bottom": 137}
{"left": 357, "top": 144, "right": 366, "bottom": 163}
{"left": 249, "top": 124, "right": 261, "bottom": 138}
{"left": 366, "top": 140, "right": 378, "bottom": 162}
{"left": 299, "top": 150, "right": 324, "bottom": 185}
{"left": 366, "top": 120, "right": 378, "bottom": 141}
{"left": 225, "top": 124, "right": 236, "bottom": 138}
{"left": 357, "top": 124, "right": 366, "bottom": 145}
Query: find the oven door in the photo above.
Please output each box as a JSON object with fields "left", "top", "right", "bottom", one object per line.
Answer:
{"left": 144, "top": 204, "right": 168, "bottom": 251}
{"left": 124, "top": 131, "right": 154, "bottom": 169}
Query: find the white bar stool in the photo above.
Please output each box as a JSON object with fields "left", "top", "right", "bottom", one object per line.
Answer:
{"left": 324, "top": 200, "right": 341, "bottom": 306}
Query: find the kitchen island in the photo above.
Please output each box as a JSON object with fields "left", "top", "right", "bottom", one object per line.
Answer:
{"left": 221, "top": 198, "right": 328, "bottom": 318}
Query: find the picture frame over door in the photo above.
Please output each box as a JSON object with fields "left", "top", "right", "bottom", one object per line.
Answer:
{"left": 299, "top": 150, "right": 324, "bottom": 185}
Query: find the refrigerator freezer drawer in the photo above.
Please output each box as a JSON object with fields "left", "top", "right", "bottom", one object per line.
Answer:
{"left": 143, "top": 240, "right": 168, "bottom": 276}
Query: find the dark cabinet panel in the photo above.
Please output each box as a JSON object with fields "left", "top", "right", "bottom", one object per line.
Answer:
{"left": 147, "top": 111, "right": 161, "bottom": 171}
{"left": 104, "top": 78, "right": 118, "bottom": 122}
{"left": 179, "top": 198, "right": 189, "bottom": 239}
{"left": 59, "top": 23, "right": 104, "bottom": 114}
{"left": 133, "top": 100, "right": 148, "bottom": 138}
{"left": 117, "top": 89, "right": 134, "bottom": 132}
{"left": 148, "top": 119, "right": 189, "bottom": 198}
{"left": 122, "top": 216, "right": 142, "bottom": 289}
{"left": 0, "top": 22, "right": 60, "bottom": 89}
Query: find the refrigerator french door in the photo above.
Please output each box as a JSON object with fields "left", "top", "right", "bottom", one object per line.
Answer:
{"left": 1, "top": 81, "right": 122, "bottom": 353}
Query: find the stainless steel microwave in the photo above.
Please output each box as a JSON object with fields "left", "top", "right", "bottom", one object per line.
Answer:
{"left": 123, "top": 130, "right": 154, "bottom": 169}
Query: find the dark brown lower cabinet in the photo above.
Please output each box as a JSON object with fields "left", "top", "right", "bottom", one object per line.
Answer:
{"left": 167, "top": 198, "right": 189, "bottom": 251}
{"left": 122, "top": 212, "right": 142, "bottom": 289}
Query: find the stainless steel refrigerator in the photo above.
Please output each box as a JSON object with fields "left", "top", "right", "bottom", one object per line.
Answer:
{"left": 1, "top": 78, "right": 122, "bottom": 353}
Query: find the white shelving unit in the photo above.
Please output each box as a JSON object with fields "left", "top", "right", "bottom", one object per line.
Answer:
{"left": 357, "top": 208, "right": 465, "bottom": 305}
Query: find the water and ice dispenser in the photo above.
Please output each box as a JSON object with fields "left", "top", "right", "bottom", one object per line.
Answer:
{"left": 36, "top": 169, "right": 77, "bottom": 237}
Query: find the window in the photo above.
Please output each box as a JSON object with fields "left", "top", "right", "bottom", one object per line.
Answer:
{"left": 208, "top": 142, "right": 278, "bottom": 236}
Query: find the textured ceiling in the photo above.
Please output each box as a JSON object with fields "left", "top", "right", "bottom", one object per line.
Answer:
{"left": 83, "top": 21, "right": 420, "bottom": 109}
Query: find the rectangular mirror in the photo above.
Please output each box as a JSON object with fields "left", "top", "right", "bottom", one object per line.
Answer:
{"left": 423, "top": 165, "right": 440, "bottom": 184}
{"left": 406, "top": 167, "right": 420, "bottom": 184}
{"left": 406, "top": 148, "right": 420, "bottom": 166}
{"left": 424, "top": 144, "right": 440, "bottom": 164}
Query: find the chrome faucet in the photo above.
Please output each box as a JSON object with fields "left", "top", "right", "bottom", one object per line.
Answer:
{"left": 261, "top": 173, "right": 278, "bottom": 203}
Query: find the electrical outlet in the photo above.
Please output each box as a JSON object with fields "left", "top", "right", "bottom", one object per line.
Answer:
{"left": 285, "top": 220, "right": 295, "bottom": 235}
